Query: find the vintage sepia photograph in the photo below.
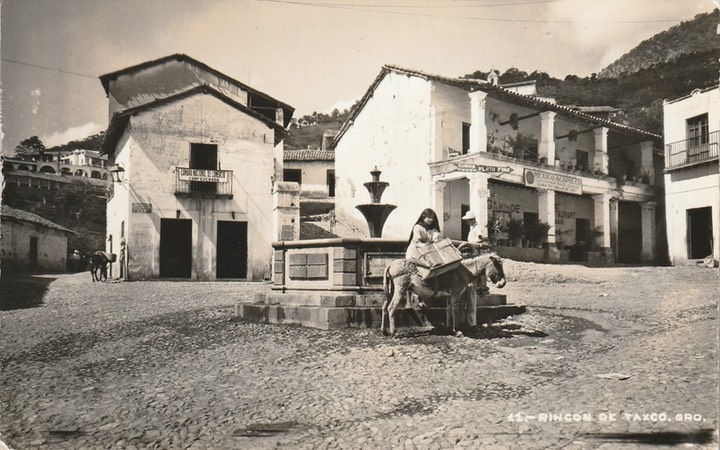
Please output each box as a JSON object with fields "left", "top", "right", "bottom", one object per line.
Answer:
{"left": 1, "top": 0, "right": 718, "bottom": 448}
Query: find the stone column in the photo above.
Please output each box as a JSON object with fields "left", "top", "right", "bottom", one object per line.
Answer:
{"left": 594, "top": 127, "right": 609, "bottom": 174}
{"left": 537, "top": 189, "right": 556, "bottom": 245}
{"left": 640, "top": 202, "right": 657, "bottom": 264}
{"left": 640, "top": 141, "right": 655, "bottom": 185}
{"left": 468, "top": 175, "right": 490, "bottom": 237}
{"left": 539, "top": 111, "right": 556, "bottom": 164}
{"left": 592, "top": 193, "right": 611, "bottom": 248}
{"left": 433, "top": 180, "right": 447, "bottom": 230}
{"left": 468, "top": 91, "right": 488, "bottom": 154}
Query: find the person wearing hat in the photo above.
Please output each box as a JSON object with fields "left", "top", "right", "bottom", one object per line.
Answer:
{"left": 462, "top": 211, "right": 483, "bottom": 245}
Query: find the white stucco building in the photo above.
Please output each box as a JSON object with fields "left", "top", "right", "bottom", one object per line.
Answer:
{"left": 663, "top": 85, "right": 720, "bottom": 265}
{"left": 99, "top": 54, "right": 294, "bottom": 280}
{"left": 332, "top": 65, "right": 665, "bottom": 264}
{"left": 0, "top": 205, "right": 73, "bottom": 273}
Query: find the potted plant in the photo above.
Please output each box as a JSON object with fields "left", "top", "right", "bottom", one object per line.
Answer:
{"left": 506, "top": 217, "right": 524, "bottom": 248}
{"left": 486, "top": 216, "right": 505, "bottom": 246}
{"left": 641, "top": 170, "right": 652, "bottom": 184}
{"left": 530, "top": 221, "right": 552, "bottom": 248}
{"left": 594, "top": 161, "right": 604, "bottom": 176}
{"left": 505, "top": 132, "right": 537, "bottom": 161}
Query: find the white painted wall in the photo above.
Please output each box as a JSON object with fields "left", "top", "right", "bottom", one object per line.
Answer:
{"left": 283, "top": 160, "right": 333, "bottom": 199}
{"left": 663, "top": 86, "right": 720, "bottom": 264}
{"left": 107, "top": 92, "right": 276, "bottom": 280}
{"left": 334, "top": 72, "right": 435, "bottom": 239}
{"left": 1, "top": 220, "right": 69, "bottom": 272}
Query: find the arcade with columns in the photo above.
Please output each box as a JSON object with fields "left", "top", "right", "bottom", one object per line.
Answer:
{"left": 429, "top": 89, "right": 661, "bottom": 264}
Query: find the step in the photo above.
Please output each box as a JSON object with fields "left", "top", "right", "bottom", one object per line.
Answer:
{"left": 235, "top": 303, "right": 526, "bottom": 330}
{"left": 257, "top": 292, "right": 507, "bottom": 308}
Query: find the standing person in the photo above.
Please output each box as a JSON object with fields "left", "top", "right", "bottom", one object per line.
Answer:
{"left": 462, "top": 211, "right": 483, "bottom": 245}
{"left": 405, "top": 208, "right": 442, "bottom": 259}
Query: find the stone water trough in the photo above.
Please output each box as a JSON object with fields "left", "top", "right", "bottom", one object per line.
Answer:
{"left": 235, "top": 238, "right": 525, "bottom": 330}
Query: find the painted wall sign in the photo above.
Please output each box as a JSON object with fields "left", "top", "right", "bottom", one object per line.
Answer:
{"left": 177, "top": 168, "right": 230, "bottom": 183}
{"left": 524, "top": 169, "right": 582, "bottom": 195}
{"left": 454, "top": 163, "right": 513, "bottom": 174}
{"left": 132, "top": 202, "right": 152, "bottom": 213}
{"left": 487, "top": 200, "right": 521, "bottom": 214}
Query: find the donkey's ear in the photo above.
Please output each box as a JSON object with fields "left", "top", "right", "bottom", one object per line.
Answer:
{"left": 489, "top": 254, "right": 502, "bottom": 262}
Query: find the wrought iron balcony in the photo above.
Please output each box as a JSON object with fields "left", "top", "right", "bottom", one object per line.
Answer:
{"left": 665, "top": 130, "right": 719, "bottom": 170}
{"left": 174, "top": 168, "right": 233, "bottom": 197}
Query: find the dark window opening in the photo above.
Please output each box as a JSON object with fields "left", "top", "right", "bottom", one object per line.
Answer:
{"left": 462, "top": 123, "right": 471, "bottom": 154}
{"left": 190, "top": 143, "right": 218, "bottom": 194}
{"left": 284, "top": 168, "right": 302, "bottom": 184}
{"left": 576, "top": 150, "right": 590, "bottom": 172}
{"left": 327, "top": 170, "right": 335, "bottom": 197}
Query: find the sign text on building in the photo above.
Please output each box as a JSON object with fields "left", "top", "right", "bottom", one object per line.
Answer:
{"left": 177, "top": 168, "right": 229, "bottom": 183}
{"left": 455, "top": 164, "right": 513, "bottom": 174}
{"left": 523, "top": 169, "right": 582, "bottom": 195}
{"left": 132, "top": 202, "right": 152, "bottom": 213}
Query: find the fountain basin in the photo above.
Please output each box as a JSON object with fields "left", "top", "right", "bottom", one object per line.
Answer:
{"left": 356, "top": 204, "right": 397, "bottom": 238}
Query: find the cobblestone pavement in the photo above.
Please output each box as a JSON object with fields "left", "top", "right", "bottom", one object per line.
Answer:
{"left": 0, "top": 263, "right": 717, "bottom": 450}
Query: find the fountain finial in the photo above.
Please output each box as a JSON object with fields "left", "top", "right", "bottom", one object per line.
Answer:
{"left": 355, "top": 167, "right": 397, "bottom": 238}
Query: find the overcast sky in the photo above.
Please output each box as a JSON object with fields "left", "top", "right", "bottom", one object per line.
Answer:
{"left": 0, "top": 0, "right": 715, "bottom": 152}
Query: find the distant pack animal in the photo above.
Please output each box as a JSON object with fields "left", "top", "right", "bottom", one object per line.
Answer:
{"left": 381, "top": 253, "right": 506, "bottom": 336}
{"left": 90, "top": 251, "right": 113, "bottom": 282}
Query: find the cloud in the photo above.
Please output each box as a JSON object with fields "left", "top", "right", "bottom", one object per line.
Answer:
{"left": 41, "top": 122, "right": 105, "bottom": 148}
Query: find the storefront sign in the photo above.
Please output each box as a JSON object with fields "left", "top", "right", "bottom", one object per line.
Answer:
{"left": 524, "top": 169, "right": 582, "bottom": 195}
{"left": 132, "top": 202, "right": 152, "bottom": 213}
{"left": 177, "top": 168, "right": 229, "bottom": 183}
{"left": 454, "top": 164, "right": 513, "bottom": 174}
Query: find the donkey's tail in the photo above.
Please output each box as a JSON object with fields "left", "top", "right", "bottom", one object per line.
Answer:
{"left": 383, "top": 264, "right": 393, "bottom": 301}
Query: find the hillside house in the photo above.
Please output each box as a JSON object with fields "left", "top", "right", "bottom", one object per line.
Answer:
{"left": 332, "top": 65, "right": 665, "bottom": 264}
{"left": 663, "top": 85, "right": 719, "bottom": 265}
{"left": 99, "top": 54, "right": 294, "bottom": 280}
{"left": 0, "top": 205, "right": 74, "bottom": 273}
{"left": 3, "top": 149, "right": 109, "bottom": 179}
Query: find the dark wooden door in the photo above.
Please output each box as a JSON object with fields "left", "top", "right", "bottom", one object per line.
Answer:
{"left": 688, "top": 207, "right": 713, "bottom": 259}
{"left": 160, "top": 219, "right": 192, "bottom": 278}
{"left": 216, "top": 221, "right": 247, "bottom": 278}
{"left": 29, "top": 236, "right": 38, "bottom": 271}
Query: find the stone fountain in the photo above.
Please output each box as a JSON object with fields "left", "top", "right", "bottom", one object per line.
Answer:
{"left": 235, "top": 167, "right": 523, "bottom": 330}
{"left": 355, "top": 167, "right": 397, "bottom": 238}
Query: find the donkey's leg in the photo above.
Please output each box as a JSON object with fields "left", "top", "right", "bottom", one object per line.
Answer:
{"left": 447, "top": 293, "right": 462, "bottom": 335}
{"left": 380, "top": 298, "right": 390, "bottom": 336}
{"left": 387, "top": 275, "right": 409, "bottom": 336}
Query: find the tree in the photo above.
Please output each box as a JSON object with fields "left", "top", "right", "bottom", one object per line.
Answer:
{"left": 14, "top": 136, "right": 46, "bottom": 157}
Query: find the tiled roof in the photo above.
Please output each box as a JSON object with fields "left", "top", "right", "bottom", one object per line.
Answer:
{"left": 284, "top": 150, "right": 335, "bottom": 161}
{"left": 101, "top": 85, "right": 288, "bottom": 156}
{"left": 98, "top": 53, "right": 294, "bottom": 123}
{"left": 331, "top": 64, "right": 662, "bottom": 148}
{"left": 1, "top": 205, "right": 74, "bottom": 234}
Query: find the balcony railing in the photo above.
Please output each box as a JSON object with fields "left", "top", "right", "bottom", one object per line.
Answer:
{"left": 175, "top": 168, "right": 233, "bottom": 197}
{"left": 665, "top": 130, "right": 719, "bottom": 170}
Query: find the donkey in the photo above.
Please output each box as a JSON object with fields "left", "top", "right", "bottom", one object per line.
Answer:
{"left": 381, "top": 253, "right": 506, "bottom": 336}
{"left": 90, "top": 251, "right": 112, "bottom": 282}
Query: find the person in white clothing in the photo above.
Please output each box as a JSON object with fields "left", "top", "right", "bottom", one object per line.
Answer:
{"left": 462, "top": 211, "right": 483, "bottom": 245}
